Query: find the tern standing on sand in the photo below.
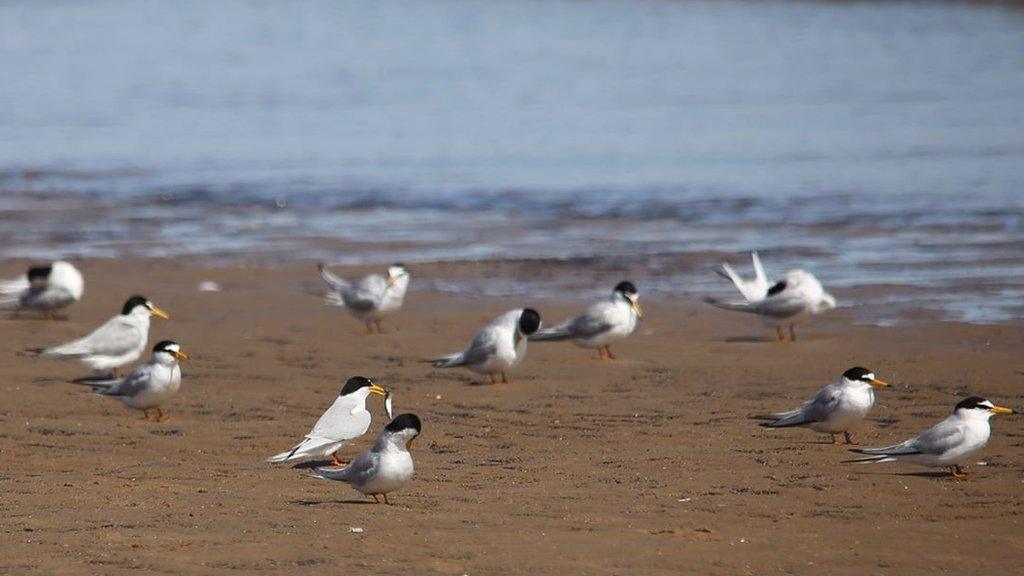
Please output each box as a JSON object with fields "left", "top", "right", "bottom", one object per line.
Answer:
{"left": 530, "top": 281, "right": 642, "bottom": 360}
{"left": 318, "top": 263, "right": 410, "bottom": 333}
{"left": 432, "top": 308, "right": 541, "bottom": 384}
{"left": 73, "top": 340, "right": 187, "bottom": 421}
{"left": 705, "top": 262, "right": 835, "bottom": 341}
{"left": 763, "top": 367, "right": 889, "bottom": 445}
{"left": 0, "top": 260, "right": 84, "bottom": 317}
{"left": 24, "top": 295, "right": 169, "bottom": 376}
{"left": 849, "top": 397, "right": 1015, "bottom": 479}
{"left": 266, "top": 376, "right": 390, "bottom": 466}
{"left": 311, "top": 413, "right": 421, "bottom": 504}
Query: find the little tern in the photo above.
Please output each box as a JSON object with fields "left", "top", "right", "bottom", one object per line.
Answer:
{"left": 0, "top": 261, "right": 84, "bottom": 318}
{"left": 318, "top": 263, "right": 410, "bottom": 333}
{"left": 763, "top": 367, "right": 889, "bottom": 445}
{"left": 705, "top": 268, "right": 835, "bottom": 341}
{"left": 73, "top": 340, "right": 187, "bottom": 421}
{"left": 530, "top": 281, "right": 642, "bottom": 360}
{"left": 311, "top": 413, "right": 421, "bottom": 504}
{"left": 849, "top": 397, "right": 1016, "bottom": 479}
{"left": 432, "top": 308, "right": 541, "bottom": 384}
{"left": 24, "top": 295, "right": 169, "bottom": 376}
{"left": 267, "top": 376, "right": 390, "bottom": 466}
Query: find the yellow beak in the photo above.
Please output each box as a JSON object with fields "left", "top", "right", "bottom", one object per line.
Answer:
{"left": 631, "top": 299, "right": 644, "bottom": 318}
{"left": 387, "top": 276, "right": 397, "bottom": 287}
{"left": 173, "top": 350, "right": 189, "bottom": 361}
{"left": 406, "top": 436, "right": 416, "bottom": 450}
{"left": 150, "top": 306, "right": 170, "bottom": 320}
{"left": 990, "top": 406, "right": 1015, "bottom": 415}
{"left": 869, "top": 378, "right": 888, "bottom": 388}
{"left": 369, "top": 384, "right": 388, "bottom": 397}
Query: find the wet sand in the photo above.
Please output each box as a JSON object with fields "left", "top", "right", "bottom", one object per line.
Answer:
{"left": 1, "top": 259, "right": 1022, "bottom": 575}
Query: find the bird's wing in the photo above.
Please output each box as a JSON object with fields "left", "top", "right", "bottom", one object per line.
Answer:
{"left": 566, "top": 303, "right": 617, "bottom": 339}
{"left": 753, "top": 283, "right": 810, "bottom": 319}
{"left": 42, "top": 316, "right": 142, "bottom": 357}
{"left": 766, "top": 384, "right": 843, "bottom": 427}
{"left": 750, "top": 252, "right": 769, "bottom": 297}
{"left": 308, "top": 396, "right": 372, "bottom": 440}
{"left": 342, "top": 275, "right": 386, "bottom": 312}
{"left": 317, "top": 263, "right": 351, "bottom": 292}
{"left": 311, "top": 450, "right": 378, "bottom": 482}
{"left": 855, "top": 419, "right": 965, "bottom": 457}
{"left": 100, "top": 364, "right": 153, "bottom": 397}
{"left": 435, "top": 326, "right": 500, "bottom": 367}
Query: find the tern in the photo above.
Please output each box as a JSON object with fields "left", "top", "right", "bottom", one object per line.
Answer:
{"left": 72, "top": 340, "right": 187, "bottom": 421}
{"left": 24, "top": 295, "right": 169, "bottom": 376}
{"left": 530, "top": 281, "right": 642, "bottom": 360}
{"left": 267, "top": 376, "right": 390, "bottom": 466}
{"left": 318, "top": 263, "right": 410, "bottom": 333}
{"left": 311, "top": 413, "right": 421, "bottom": 504}
{"left": 705, "top": 268, "right": 836, "bottom": 341}
{"left": 431, "top": 308, "right": 541, "bottom": 384}
{"left": 849, "top": 397, "right": 1016, "bottom": 479}
{"left": 763, "top": 367, "right": 889, "bottom": 445}
{"left": 0, "top": 261, "right": 84, "bottom": 318}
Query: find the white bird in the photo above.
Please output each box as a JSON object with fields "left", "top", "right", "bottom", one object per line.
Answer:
{"left": 0, "top": 261, "right": 84, "bottom": 317}
{"left": 24, "top": 295, "right": 170, "bottom": 375}
{"left": 311, "top": 413, "right": 421, "bottom": 505}
{"left": 705, "top": 268, "right": 836, "bottom": 341}
{"left": 318, "top": 262, "right": 410, "bottom": 333}
{"left": 763, "top": 367, "right": 889, "bottom": 445}
{"left": 431, "top": 308, "right": 541, "bottom": 384}
{"left": 266, "top": 376, "right": 390, "bottom": 466}
{"left": 530, "top": 281, "right": 642, "bottom": 360}
{"left": 715, "top": 252, "right": 770, "bottom": 302}
{"left": 72, "top": 340, "right": 187, "bottom": 421}
{"left": 850, "top": 397, "right": 1016, "bottom": 479}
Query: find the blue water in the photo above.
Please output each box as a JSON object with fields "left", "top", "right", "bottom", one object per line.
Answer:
{"left": 0, "top": 0, "right": 1023, "bottom": 324}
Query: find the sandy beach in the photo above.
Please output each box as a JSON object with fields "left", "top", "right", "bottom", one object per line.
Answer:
{"left": 1, "top": 258, "right": 1022, "bottom": 575}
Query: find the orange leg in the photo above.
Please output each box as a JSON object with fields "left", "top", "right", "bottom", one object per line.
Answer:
{"left": 775, "top": 326, "right": 785, "bottom": 342}
{"left": 383, "top": 494, "right": 391, "bottom": 505}
{"left": 331, "top": 452, "right": 348, "bottom": 467}
{"left": 597, "top": 347, "right": 607, "bottom": 360}
{"left": 842, "top": 432, "right": 859, "bottom": 445}
{"left": 501, "top": 372, "right": 509, "bottom": 384}
{"left": 605, "top": 346, "right": 616, "bottom": 360}
{"left": 789, "top": 325, "right": 797, "bottom": 341}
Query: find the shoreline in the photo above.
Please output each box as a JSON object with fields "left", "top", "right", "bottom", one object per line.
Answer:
{"left": 2, "top": 258, "right": 1022, "bottom": 574}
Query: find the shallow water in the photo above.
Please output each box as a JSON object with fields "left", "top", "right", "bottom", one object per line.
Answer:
{"left": 1, "top": 1, "right": 1022, "bottom": 324}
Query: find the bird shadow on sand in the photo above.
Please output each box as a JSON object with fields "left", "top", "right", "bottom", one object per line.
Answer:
{"left": 847, "top": 470, "right": 953, "bottom": 479}
{"left": 723, "top": 335, "right": 775, "bottom": 343}
{"left": 290, "top": 460, "right": 338, "bottom": 470}
{"left": 290, "top": 499, "right": 377, "bottom": 506}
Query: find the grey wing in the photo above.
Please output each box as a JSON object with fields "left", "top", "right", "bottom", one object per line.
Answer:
{"left": 344, "top": 275, "right": 386, "bottom": 311}
{"left": 459, "top": 328, "right": 501, "bottom": 366}
{"left": 308, "top": 397, "right": 372, "bottom": 441}
{"left": 20, "top": 287, "right": 73, "bottom": 309}
{"left": 754, "top": 289, "right": 809, "bottom": 319}
{"left": 313, "top": 450, "right": 378, "bottom": 482}
{"left": 567, "top": 304, "right": 616, "bottom": 339}
{"left": 45, "top": 316, "right": 141, "bottom": 357}
{"left": 318, "top": 264, "right": 351, "bottom": 292}
{"left": 911, "top": 420, "right": 967, "bottom": 456}
{"left": 102, "top": 364, "right": 153, "bottom": 397}
{"left": 804, "top": 385, "right": 844, "bottom": 422}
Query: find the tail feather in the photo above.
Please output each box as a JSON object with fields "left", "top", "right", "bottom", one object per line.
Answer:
{"left": 309, "top": 466, "right": 351, "bottom": 481}
{"left": 843, "top": 454, "right": 897, "bottom": 464}
{"left": 703, "top": 296, "right": 757, "bottom": 314}
{"left": 762, "top": 409, "right": 812, "bottom": 428}
{"left": 431, "top": 353, "right": 466, "bottom": 368}
{"left": 20, "top": 348, "right": 44, "bottom": 357}
{"left": 529, "top": 326, "right": 572, "bottom": 342}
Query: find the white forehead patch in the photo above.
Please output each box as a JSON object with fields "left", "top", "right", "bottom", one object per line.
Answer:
{"left": 864, "top": 373, "right": 875, "bottom": 381}
{"left": 166, "top": 343, "right": 180, "bottom": 353}
{"left": 979, "top": 400, "right": 995, "bottom": 409}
